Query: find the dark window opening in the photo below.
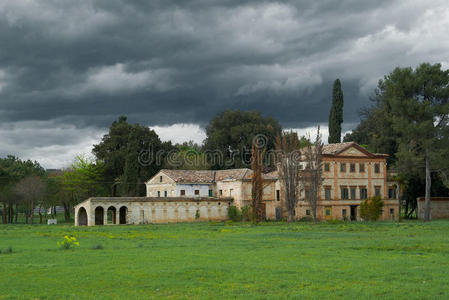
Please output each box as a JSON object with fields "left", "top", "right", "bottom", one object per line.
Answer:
{"left": 350, "top": 163, "right": 355, "bottom": 172}
{"left": 340, "top": 163, "right": 346, "bottom": 172}
{"left": 324, "top": 163, "right": 330, "bottom": 172}
{"left": 276, "top": 189, "right": 280, "bottom": 201}
{"left": 180, "top": 190, "right": 186, "bottom": 196}
{"left": 374, "top": 163, "right": 380, "bottom": 173}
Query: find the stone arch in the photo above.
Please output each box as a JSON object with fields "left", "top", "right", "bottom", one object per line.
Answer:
{"left": 107, "top": 206, "right": 117, "bottom": 224}
{"left": 119, "top": 206, "right": 128, "bottom": 224}
{"left": 78, "top": 207, "right": 88, "bottom": 226}
{"left": 95, "top": 206, "right": 104, "bottom": 225}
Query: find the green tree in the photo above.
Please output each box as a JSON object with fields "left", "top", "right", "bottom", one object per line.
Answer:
{"left": 328, "top": 79, "right": 344, "bottom": 143}
{"left": 379, "top": 63, "right": 449, "bottom": 221}
{"left": 204, "top": 110, "right": 282, "bottom": 169}
{"left": 61, "top": 155, "right": 108, "bottom": 219}
{"left": 0, "top": 156, "right": 45, "bottom": 224}
{"left": 93, "top": 116, "right": 174, "bottom": 196}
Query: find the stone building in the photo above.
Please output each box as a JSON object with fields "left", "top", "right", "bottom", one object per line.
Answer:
{"left": 74, "top": 142, "right": 400, "bottom": 225}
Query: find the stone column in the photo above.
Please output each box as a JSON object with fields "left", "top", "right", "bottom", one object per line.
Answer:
{"left": 103, "top": 208, "right": 108, "bottom": 225}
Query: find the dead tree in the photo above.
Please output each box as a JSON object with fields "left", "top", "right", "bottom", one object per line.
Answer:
{"left": 275, "top": 131, "right": 301, "bottom": 222}
{"left": 302, "top": 127, "right": 324, "bottom": 223}
{"left": 251, "top": 139, "right": 266, "bottom": 223}
{"left": 14, "top": 176, "right": 46, "bottom": 224}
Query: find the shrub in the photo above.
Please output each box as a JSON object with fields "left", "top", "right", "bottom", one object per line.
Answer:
{"left": 360, "top": 196, "right": 384, "bottom": 221}
{"left": 227, "top": 206, "right": 242, "bottom": 222}
{"left": 91, "top": 244, "right": 104, "bottom": 250}
{"left": 57, "top": 236, "right": 80, "bottom": 250}
{"left": 241, "top": 205, "right": 250, "bottom": 221}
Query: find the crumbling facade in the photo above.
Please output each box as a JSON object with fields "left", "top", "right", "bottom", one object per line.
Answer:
{"left": 75, "top": 142, "right": 400, "bottom": 225}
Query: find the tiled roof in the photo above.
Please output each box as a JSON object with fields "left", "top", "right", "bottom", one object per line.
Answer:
{"left": 160, "top": 169, "right": 215, "bottom": 183}
{"left": 158, "top": 168, "right": 278, "bottom": 183}
{"left": 322, "top": 142, "right": 356, "bottom": 155}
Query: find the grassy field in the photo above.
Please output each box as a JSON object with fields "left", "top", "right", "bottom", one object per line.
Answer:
{"left": 0, "top": 220, "right": 448, "bottom": 299}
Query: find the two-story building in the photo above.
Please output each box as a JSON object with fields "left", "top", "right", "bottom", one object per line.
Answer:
{"left": 146, "top": 142, "right": 400, "bottom": 221}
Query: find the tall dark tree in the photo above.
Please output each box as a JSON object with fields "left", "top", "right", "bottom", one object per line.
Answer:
{"left": 204, "top": 110, "right": 282, "bottom": 169}
{"left": 93, "top": 116, "right": 174, "bottom": 196}
{"left": 328, "top": 79, "right": 344, "bottom": 143}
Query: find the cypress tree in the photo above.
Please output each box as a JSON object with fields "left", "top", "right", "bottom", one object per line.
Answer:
{"left": 328, "top": 79, "right": 344, "bottom": 143}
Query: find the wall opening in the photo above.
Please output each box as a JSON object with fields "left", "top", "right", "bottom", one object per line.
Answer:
{"left": 107, "top": 206, "right": 117, "bottom": 224}
{"left": 119, "top": 206, "right": 128, "bottom": 224}
{"left": 95, "top": 206, "right": 104, "bottom": 225}
{"left": 78, "top": 207, "right": 88, "bottom": 226}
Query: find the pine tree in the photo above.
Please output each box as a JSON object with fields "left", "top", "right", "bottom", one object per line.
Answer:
{"left": 328, "top": 79, "right": 344, "bottom": 143}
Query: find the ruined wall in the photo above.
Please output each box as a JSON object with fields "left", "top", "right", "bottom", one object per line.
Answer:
{"left": 417, "top": 197, "right": 449, "bottom": 219}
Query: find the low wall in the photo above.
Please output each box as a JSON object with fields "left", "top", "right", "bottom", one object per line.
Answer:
{"left": 74, "top": 197, "right": 233, "bottom": 226}
{"left": 417, "top": 197, "right": 449, "bottom": 219}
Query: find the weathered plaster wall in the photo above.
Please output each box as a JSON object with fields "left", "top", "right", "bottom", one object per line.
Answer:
{"left": 417, "top": 197, "right": 449, "bottom": 219}
{"left": 75, "top": 197, "right": 233, "bottom": 226}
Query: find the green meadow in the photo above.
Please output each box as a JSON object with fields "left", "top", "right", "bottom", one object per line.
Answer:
{"left": 0, "top": 220, "right": 448, "bottom": 299}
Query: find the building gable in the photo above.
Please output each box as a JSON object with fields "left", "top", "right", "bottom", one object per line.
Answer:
{"left": 338, "top": 146, "right": 370, "bottom": 157}
{"left": 146, "top": 171, "right": 176, "bottom": 185}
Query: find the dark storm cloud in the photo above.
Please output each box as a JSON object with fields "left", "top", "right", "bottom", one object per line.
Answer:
{"left": 0, "top": 0, "right": 448, "bottom": 167}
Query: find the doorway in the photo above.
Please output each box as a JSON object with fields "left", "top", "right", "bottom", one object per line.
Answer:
{"left": 350, "top": 205, "right": 358, "bottom": 221}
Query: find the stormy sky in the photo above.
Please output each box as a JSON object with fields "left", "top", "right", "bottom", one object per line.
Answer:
{"left": 1, "top": 0, "right": 449, "bottom": 168}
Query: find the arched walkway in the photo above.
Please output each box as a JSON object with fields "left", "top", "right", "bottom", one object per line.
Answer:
{"left": 107, "top": 206, "right": 117, "bottom": 224}
{"left": 95, "top": 206, "right": 104, "bottom": 225}
{"left": 78, "top": 207, "right": 88, "bottom": 226}
{"left": 119, "top": 206, "right": 128, "bottom": 224}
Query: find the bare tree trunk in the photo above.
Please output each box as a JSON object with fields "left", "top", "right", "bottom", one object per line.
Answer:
{"left": 15, "top": 203, "right": 19, "bottom": 223}
{"left": 424, "top": 156, "right": 431, "bottom": 221}
{"left": 1, "top": 201, "right": 6, "bottom": 224}
{"left": 397, "top": 184, "right": 401, "bottom": 222}
{"left": 30, "top": 200, "right": 34, "bottom": 224}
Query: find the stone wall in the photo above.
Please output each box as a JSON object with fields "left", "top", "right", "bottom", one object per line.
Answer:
{"left": 74, "top": 197, "right": 233, "bottom": 226}
{"left": 417, "top": 197, "right": 449, "bottom": 219}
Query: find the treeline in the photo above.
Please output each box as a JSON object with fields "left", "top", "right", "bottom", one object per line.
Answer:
{"left": 1, "top": 63, "right": 448, "bottom": 223}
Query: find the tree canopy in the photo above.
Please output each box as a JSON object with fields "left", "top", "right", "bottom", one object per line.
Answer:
{"left": 204, "top": 110, "right": 282, "bottom": 169}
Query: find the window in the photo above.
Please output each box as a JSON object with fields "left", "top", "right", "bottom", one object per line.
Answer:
{"left": 360, "top": 187, "right": 367, "bottom": 199}
{"left": 359, "top": 163, "right": 365, "bottom": 173}
{"left": 342, "top": 209, "right": 347, "bottom": 217}
{"left": 324, "top": 163, "right": 330, "bottom": 172}
{"left": 157, "top": 191, "right": 161, "bottom": 197}
{"left": 374, "top": 163, "right": 380, "bottom": 173}
{"left": 388, "top": 188, "right": 397, "bottom": 199}
{"left": 276, "top": 189, "right": 280, "bottom": 201}
{"left": 306, "top": 209, "right": 311, "bottom": 216}
{"left": 375, "top": 186, "right": 381, "bottom": 197}
{"left": 180, "top": 190, "right": 186, "bottom": 196}
{"left": 350, "top": 187, "right": 356, "bottom": 200}
{"left": 164, "top": 191, "right": 167, "bottom": 197}
{"left": 219, "top": 189, "right": 223, "bottom": 196}
{"left": 340, "top": 163, "right": 346, "bottom": 172}
{"left": 341, "top": 187, "right": 349, "bottom": 200}
{"left": 208, "top": 189, "right": 213, "bottom": 197}
{"left": 325, "top": 208, "right": 331, "bottom": 216}
{"left": 305, "top": 188, "right": 311, "bottom": 199}
{"left": 325, "top": 187, "right": 331, "bottom": 200}
{"left": 194, "top": 190, "right": 200, "bottom": 196}
{"left": 390, "top": 208, "right": 394, "bottom": 215}
{"left": 159, "top": 176, "right": 163, "bottom": 183}
{"left": 350, "top": 163, "right": 355, "bottom": 172}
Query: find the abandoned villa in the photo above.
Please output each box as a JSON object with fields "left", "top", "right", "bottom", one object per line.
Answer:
{"left": 75, "top": 142, "right": 400, "bottom": 226}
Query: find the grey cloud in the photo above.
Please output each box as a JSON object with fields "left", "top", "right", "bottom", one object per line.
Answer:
{"left": 0, "top": 0, "right": 449, "bottom": 167}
